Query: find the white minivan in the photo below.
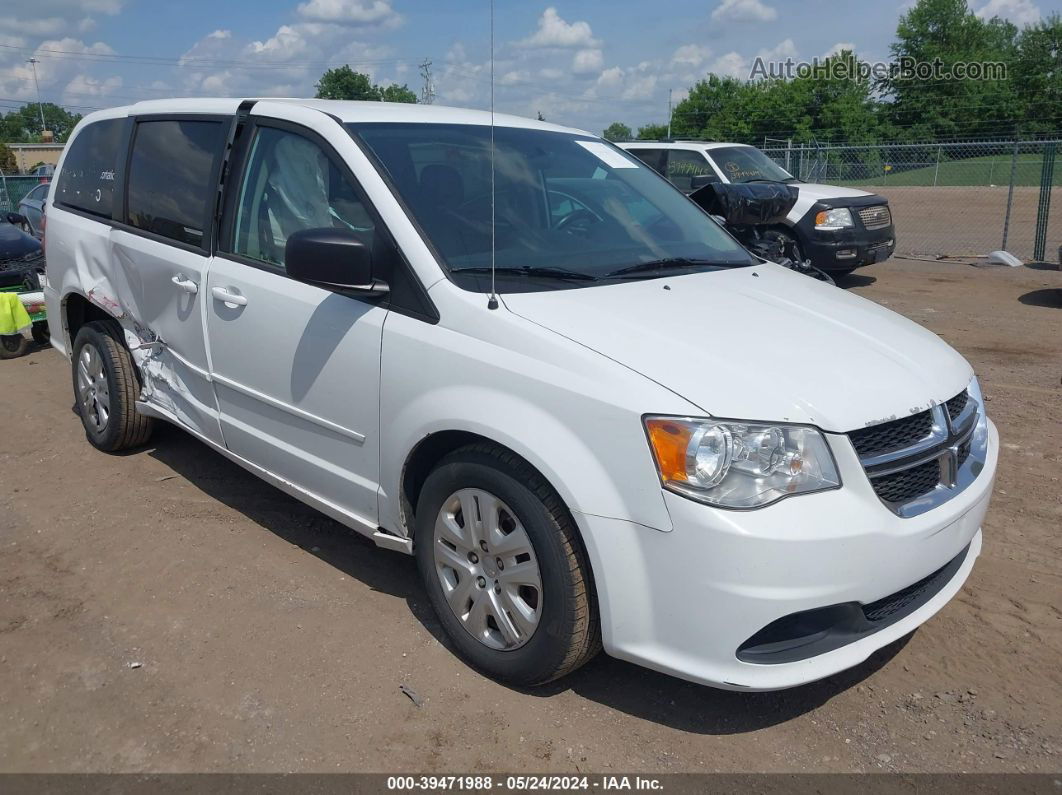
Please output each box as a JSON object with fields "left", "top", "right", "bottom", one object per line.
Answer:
{"left": 44, "top": 99, "right": 996, "bottom": 691}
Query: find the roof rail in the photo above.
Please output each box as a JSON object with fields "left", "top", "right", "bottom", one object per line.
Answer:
{"left": 621, "top": 139, "right": 718, "bottom": 144}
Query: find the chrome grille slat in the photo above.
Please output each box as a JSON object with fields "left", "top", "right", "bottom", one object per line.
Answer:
{"left": 858, "top": 205, "right": 892, "bottom": 230}
{"left": 849, "top": 389, "right": 981, "bottom": 517}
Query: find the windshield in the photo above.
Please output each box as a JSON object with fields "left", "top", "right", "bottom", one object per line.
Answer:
{"left": 709, "top": 146, "right": 797, "bottom": 184}
{"left": 348, "top": 123, "right": 755, "bottom": 292}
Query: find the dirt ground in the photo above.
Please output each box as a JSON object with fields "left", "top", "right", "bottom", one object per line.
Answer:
{"left": 868, "top": 186, "right": 1062, "bottom": 263}
{"left": 1, "top": 258, "right": 1060, "bottom": 774}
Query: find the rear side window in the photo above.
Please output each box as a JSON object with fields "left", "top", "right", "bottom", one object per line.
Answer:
{"left": 55, "top": 118, "right": 123, "bottom": 218}
{"left": 629, "top": 148, "right": 666, "bottom": 175}
{"left": 666, "top": 150, "right": 718, "bottom": 192}
{"left": 126, "top": 119, "right": 227, "bottom": 248}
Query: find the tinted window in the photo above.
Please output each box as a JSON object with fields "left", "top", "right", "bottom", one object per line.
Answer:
{"left": 230, "top": 126, "right": 375, "bottom": 271}
{"left": 709, "top": 146, "right": 795, "bottom": 184}
{"left": 351, "top": 122, "right": 754, "bottom": 293}
{"left": 666, "top": 150, "right": 718, "bottom": 192}
{"left": 26, "top": 184, "right": 50, "bottom": 201}
{"left": 55, "top": 118, "right": 123, "bottom": 217}
{"left": 127, "top": 119, "right": 226, "bottom": 247}
{"left": 630, "top": 148, "right": 666, "bottom": 174}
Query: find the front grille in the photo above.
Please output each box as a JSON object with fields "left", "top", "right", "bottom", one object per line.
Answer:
{"left": 946, "top": 391, "right": 968, "bottom": 422}
{"left": 849, "top": 410, "right": 933, "bottom": 458}
{"left": 870, "top": 458, "right": 941, "bottom": 503}
{"left": 957, "top": 440, "right": 971, "bottom": 468}
{"left": 858, "top": 205, "right": 892, "bottom": 230}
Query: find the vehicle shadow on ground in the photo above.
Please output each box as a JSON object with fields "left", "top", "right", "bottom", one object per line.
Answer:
{"left": 833, "top": 272, "right": 877, "bottom": 288}
{"left": 1018, "top": 288, "right": 1062, "bottom": 308}
{"left": 145, "top": 423, "right": 909, "bottom": 735}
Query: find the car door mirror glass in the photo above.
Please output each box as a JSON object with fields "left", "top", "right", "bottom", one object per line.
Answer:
{"left": 285, "top": 228, "right": 386, "bottom": 293}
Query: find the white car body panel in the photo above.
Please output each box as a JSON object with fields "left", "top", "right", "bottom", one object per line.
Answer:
{"left": 43, "top": 99, "right": 997, "bottom": 691}
{"left": 503, "top": 264, "right": 972, "bottom": 431}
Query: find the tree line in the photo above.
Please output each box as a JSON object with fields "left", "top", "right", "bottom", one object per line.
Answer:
{"left": 604, "top": 0, "right": 1061, "bottom": 145}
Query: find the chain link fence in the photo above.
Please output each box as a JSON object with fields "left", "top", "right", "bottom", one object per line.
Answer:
{"left": 762, "top": 139, "right": 1061, "bottom": 263}
{"left": 0, "top": 174, "right": 49, "bottom": 214}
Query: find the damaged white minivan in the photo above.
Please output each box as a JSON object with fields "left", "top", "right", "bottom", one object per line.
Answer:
{"left": 44, "top": 99, "right": 997, "bottom": 691}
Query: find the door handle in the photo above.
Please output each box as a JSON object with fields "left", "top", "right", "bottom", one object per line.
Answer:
{"left": 211, "top": 286, "right": 248, "bottom": 306}
{"left": 171, "top": 274, "right": 198, "bottom": 294}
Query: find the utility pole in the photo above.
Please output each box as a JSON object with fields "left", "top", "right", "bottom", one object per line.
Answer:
{"left": 419, "top": 59, "right": 436, "bottom": 105}
{"left": 666, "top": 88, "right": 673, "bottom": 140}
{"left": 27, "top": 58, "right": 47, "bottom": 136}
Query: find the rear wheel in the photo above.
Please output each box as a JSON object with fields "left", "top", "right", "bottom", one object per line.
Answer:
{"left": 71, "top": 321, "right": 154, "bottom": 452}
{"left": 0, "top": 334, "right": 28, "bottom": 359}
{"left": 414, "top": 443, "right": 600, "bottom": 686}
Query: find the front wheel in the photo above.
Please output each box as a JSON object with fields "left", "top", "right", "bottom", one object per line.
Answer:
{"left": 415, "top": 443, "right": 600, "bottom": 686}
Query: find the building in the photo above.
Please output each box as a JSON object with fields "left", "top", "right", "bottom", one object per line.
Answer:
{"left": 3, "top": 143, "right": 65, "bottom": 174}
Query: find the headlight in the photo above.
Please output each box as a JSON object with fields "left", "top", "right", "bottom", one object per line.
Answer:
{"left": 968, "top": 376, "right": 989, "bottom": 452}
{"left": 644, "top": 416, "right": 841, "bottom": 509}
{"left": 814, "top": 207, "right": 854, "bottom": 230}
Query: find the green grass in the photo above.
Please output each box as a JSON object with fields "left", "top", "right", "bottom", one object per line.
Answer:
{"left": 825, "top": 153, "right": 1062, "bottom": 188}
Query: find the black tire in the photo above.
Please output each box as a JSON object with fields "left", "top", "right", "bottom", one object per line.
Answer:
{"left": 414, "top": 443, "right": 600, "bottom": 686}
{"left": 0, "top": 334, "right": 28, "bottom": 359}
{"left": 31, "top": 322, "right": 50, "bottom": 347}
{"left": 71, "top": 320, "right": 154, "bottom": 452}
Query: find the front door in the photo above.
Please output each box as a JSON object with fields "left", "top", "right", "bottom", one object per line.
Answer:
{"left": 205, "top": 119, "right": 385, "bottom": 529}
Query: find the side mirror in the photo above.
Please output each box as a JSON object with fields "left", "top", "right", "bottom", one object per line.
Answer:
{"left": 6, "top": 212, "right": 28, "bottom": 227}
{"left": 689, "top": 174, "right": 718, "bottom": 190}
{"left": 285, "top": 228, "right": 387, "bottom": 294}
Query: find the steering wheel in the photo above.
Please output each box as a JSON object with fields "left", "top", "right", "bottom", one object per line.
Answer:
{"left": 555, "top": 208, "right": 600, "bottom": 236}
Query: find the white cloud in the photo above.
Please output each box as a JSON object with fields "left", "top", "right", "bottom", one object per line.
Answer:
{"left": 207, "top": 29, "right": 232, "bottom": 40}
{"left": 822, "top": 42, "right": 856, "bottom": 59}
{"left": 0, "top": 37, "right": 116, "bottom": 103}
{"left": 63, "top": 72, "right": 122, "bottom": 100}
{"left": 572, "top": 48, "right": 603, "bottom": 75}
{"left": 711, "top": 0, "right": 778, "bottom": 23}
{"left": 0, "top": 0, "right": 124, "bottom": 38}
{"left": 295, "top": 0, "right": 402, "bottom": 28}
{"left": 671, "top": 44, "right": 712, "bottom": 68}
{"left": 974, "top": 0, "right": 1041, "bottom": 25}
{"left": 708, "top": 52, "right": 750, "bottom": 78}
{"left": 520, "top": 7, "right": 600, "bottom": 49}
{"left": 758, "top": 38, "right": 797, "bottom": 60}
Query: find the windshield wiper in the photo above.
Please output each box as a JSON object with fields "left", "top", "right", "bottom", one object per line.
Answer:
{"left": 449, "top": 265, "right": 599, "bottom": 281}
{"left": 603, "top": 257, "right": 734, "bottom": 279}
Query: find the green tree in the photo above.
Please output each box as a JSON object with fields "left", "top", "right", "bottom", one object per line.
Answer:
{"left": 636, "top": 122, "right": 668, "bottom": 140}
{"left": 879, "top": 0, "right": 1020, "bottom": 139}
{"left": 602, "top": 122, "right": 632, "bottom": 141}
{"left": 0, "top": 103, "right": 83, "bottom": 143}
{"left": 379, "top": 83, "right": 418, "bottom": 103}
{"left": 1012, "top": 14, "right": 1062, "bottom": 135}
{"left": 315, "top": 65, "right": 417, "bottom": 102}
{"left": 0, "top": 142, "right": 16, "bottom": 173}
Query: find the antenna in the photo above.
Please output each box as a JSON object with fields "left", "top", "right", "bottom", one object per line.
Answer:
{"left": 487, "top": 0, "right": 499, "bottom": 310}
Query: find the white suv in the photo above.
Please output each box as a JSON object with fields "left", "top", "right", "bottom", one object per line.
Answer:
{"left": 620, "top": 141, "right": 896, "bottom": 276}
{"left": 44, "top": 99, "right": 996, "bottom": 690}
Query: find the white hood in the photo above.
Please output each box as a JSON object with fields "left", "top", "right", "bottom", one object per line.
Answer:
{"left": 786, "top": 183, "right": 878, "bottom": 224}
{"left": 502, "top": 264, "right": 972, "bottom": 432}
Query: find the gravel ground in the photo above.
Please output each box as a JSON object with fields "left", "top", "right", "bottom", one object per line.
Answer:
{"left": 0, "top": 257, "right": 1060, "bottom": 773}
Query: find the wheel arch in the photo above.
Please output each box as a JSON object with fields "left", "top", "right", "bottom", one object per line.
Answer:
{"left": 62, "top": 290, "right": 120, "bottom": 352}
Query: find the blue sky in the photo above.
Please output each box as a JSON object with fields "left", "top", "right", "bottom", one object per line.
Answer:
{"left": 0, "top": 0, "right": 1057, "bottom": 135}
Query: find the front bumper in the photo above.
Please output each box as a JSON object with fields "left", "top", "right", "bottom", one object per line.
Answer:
{"left": 576, "top": 420, "right": 997, "bottom": 691}
{"left": 802, "top": 227, "right": 895, "bottom": 271}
